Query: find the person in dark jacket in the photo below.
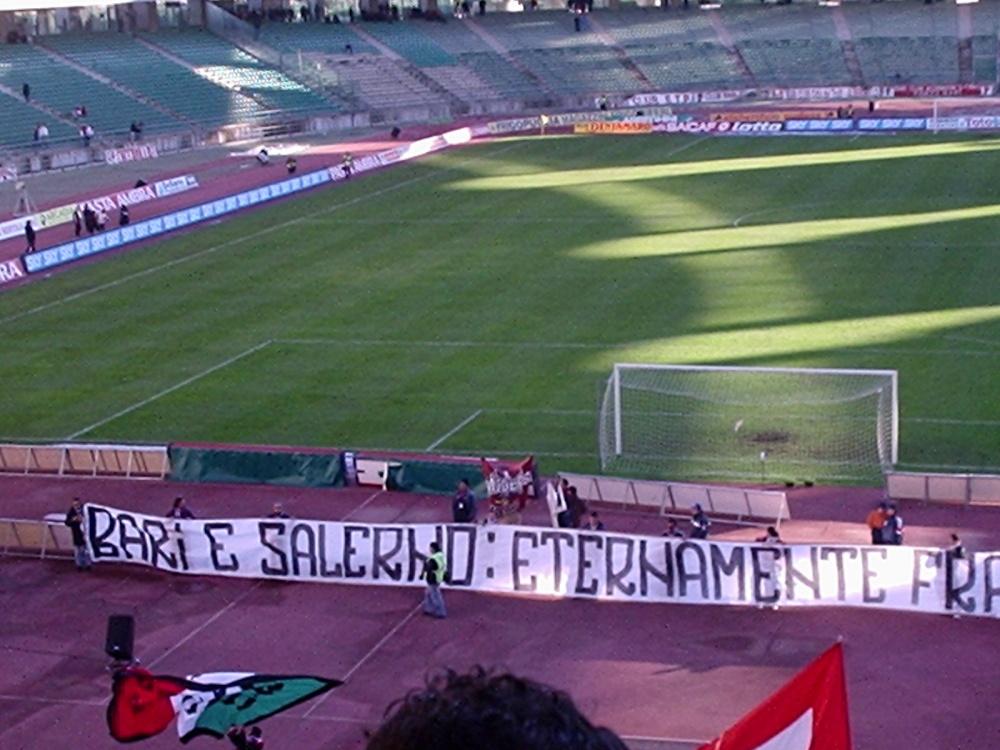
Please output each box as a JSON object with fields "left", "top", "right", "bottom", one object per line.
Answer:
{"left": 166, "top": 496, "right": 194, "bottom": 519}
{"left": 882, "top": 504, "right": 903, "bottom": 545}
{"left": 690, "top": 504, "right": 711, "bottom": 539}
{"left": 83, "top": 204, "right": 96, "bottom": 234}
{"left": 24, "top": 220, "right": 36, "bottom": 253}
{"left": 227, "top": 725, "right": 264, "bottom": 749}
{"left": 119, "top": 204, "right": 130, "bottom": 226}
{"left": 451, "top": 479, "right": 476, "bottom": 523}
{"left": 267, "top": 503, "right": 291, "bottom": 519}
{"left": 65, "top": 498, "right": 91, "bottom": 570}
{"left": 73, "top": 205, "right": 83, "bottom": 237}
{"left": 22, "top": 82, "right": 30, "bottom": 102}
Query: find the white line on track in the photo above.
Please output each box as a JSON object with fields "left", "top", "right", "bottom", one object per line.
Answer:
{"left": 341, "top": 490, "right": 384, "bottom": 522}
{"left": 65, "top": 340, "right": 274, "bottom": 439}
{"left": 302, "top": 604, "right": 422, "bottom": 718}
{"left": 426, "top": 409, "right": 483, "bottom": 451}
{"left": 0, "top": 694, "right": 105, "bottom": 707}
{"left": 0, "top": 141, "right": 528, "bottom": 328}
{"left": 146, "top": 582, "right": 263, "bottom": 670}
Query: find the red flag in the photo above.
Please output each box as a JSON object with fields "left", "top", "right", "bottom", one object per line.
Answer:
{"left": 698, "top": 643, "right": 852, "bottom": 750}
{"left": 107, "top": 667, "right": 186, "bottom": 743}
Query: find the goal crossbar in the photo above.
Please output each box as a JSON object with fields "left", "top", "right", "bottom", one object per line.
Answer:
{"left": 601, "top": 363, "right": 899, "bottom": 482}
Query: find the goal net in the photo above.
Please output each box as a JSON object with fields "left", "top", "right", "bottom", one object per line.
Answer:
{"left": 598, "top": 364, "right": 897, "bottom": 483}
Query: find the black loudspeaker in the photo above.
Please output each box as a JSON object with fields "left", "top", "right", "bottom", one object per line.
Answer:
{"left": 105, "top": 615, "right": 134, "bottom": 662}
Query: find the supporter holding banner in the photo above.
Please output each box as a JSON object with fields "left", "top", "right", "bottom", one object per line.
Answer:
{"left": 481, "top": 456, "right": 537, "bottom": 523}
{"left": 82, "top": 503, "right": 1000, "bottom": 619}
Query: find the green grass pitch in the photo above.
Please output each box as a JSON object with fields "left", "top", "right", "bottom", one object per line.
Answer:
{"left": 1, "top": 134, "right": 998, "bottom": 481}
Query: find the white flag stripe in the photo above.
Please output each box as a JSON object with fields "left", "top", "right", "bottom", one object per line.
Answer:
{"left": 752, "top": 709, "right": 813, "bottom": 750}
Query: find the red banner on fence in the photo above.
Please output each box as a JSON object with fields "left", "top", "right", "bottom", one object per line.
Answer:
{"left": 480, "top": 456, "right": 537, "bottom": 514}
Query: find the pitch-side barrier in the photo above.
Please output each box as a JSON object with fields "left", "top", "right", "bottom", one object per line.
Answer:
{"left": 0, "top": 517, "right": 73, "bottom": 558}
{"left": 558, "top": 471, "right": 789, "bottom": 526}
{"left": 887, "top": 470, "right": 1000, "bottom": 506}
{"left": 0, "top": 443, "right": 169, "bottom": 480}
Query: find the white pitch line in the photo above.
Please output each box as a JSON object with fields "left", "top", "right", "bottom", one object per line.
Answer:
{"left": 426, "top": 409, "right": 483, "bottom": 451}
{"left": 0, "top": 141, "right": 529, "bottom": 328}
{"left": 277, "top": 337, "right": 608, "bottom": 350}
{"left": 303, "top": 604, "right": 422, "bottom": 718}
{"left": 275, "top": 336, "right": 1000, "bottom": 359}
{"left": 146, "top": 582, "right": 263, "bottom": 670}
{"left": 66, "top": 340, "right": 272, "bottom": 439}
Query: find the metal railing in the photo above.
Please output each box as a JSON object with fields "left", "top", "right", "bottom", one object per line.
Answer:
{"left": 0, "top": 518, "right": 74, "bottom": 559}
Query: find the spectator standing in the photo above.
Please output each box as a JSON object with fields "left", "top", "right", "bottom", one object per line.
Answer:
{"left": 947, "top": 532, "right": 965, "bottom": 560}
{"left": 24, "top": 220, "right": 36, "bottom": 253}
{"left": 584, "top": 511, "right": 604, "bottom": 531}
{"left": 267, "top": 503, "right": 291, "bottom": 519}
{"left": 166, "top": 496, "right": 194, "bottom": 519}
{"left": 73, "top": 205, "right": 83, "bottom": 237}
{"left": 22, "top": 82, "right": 30, "bottom": 102}
{"left": 866, "top": 501, "right": 888, "bottom": 545}
{"left": 83, "top": 204, "right": 96, "bottom": 234}
{"left": 883, "top": 504, "right": 903, "bottom": 545}
{"left": 80, "top": 123, "right": 94, "bottom": 146}
{"left": 661, "top": 518, "right": 684, "bottom": 538}
{"left": 65, "top": 498, "right": 92, "bottom": 571}
{"left": 33, "top": 122, "right": 48, "bottom": 142}
{"left": 563, "top": 480, "right": 585, "bottom": 528}
{"left": 451, "top": 479, "right": 476, "bottom": 523}
{"left": 690, "top": 504, "right": 711, "bottom": 539}
{"left": 756, "top": 526, "right": 783, "bottom": 544}
{"left": 420, "top": 542, "right": 447, "bottom": 619}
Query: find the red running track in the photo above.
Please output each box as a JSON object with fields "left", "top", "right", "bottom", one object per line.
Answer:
{"left": 1, "top": 477, "right": 998, "bottom": 749}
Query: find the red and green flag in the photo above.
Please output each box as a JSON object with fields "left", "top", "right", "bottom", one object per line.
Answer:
{"left": 108, "top": 667, "right": 341, "bottom": 743}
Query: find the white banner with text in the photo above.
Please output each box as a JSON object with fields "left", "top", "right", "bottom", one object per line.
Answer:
{"left": 83, "top": 504, "right": 999, "bottom": 618}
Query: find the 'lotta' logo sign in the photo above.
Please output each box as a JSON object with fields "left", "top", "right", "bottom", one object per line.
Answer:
{"left": 0, "top": 259, "right": 25, "bottom": 285}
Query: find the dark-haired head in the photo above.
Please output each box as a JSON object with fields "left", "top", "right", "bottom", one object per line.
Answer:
{"left": 365, "top": 667, "right": 627, "bottom": 750}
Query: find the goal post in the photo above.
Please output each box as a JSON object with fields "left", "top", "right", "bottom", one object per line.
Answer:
{"left": 598, "top": 364, "right": 898, "bottom": 484}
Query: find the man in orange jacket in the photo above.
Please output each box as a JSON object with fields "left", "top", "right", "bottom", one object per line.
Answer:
{"left": 865, "top": 501, "right": 888, "bottom": 545}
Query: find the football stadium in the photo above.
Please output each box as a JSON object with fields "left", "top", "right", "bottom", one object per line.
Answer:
{"left": 0, "top": 0, "right": 998, "bottom": 748}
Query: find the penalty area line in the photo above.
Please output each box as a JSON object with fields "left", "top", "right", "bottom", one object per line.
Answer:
{"left": 426, "top": 409, "right": 483, "bottom": 451}
{"left": 65, "top": 340, "right": 273, "bottom": 440}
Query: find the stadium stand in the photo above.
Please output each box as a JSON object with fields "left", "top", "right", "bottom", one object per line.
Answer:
{"left": 259, "top": 22, "right": 375, "bottom": 55}
{"left": 40, "top": 33, "right": 269, "bottom": 126}
{"left": 517, "top": 46, "right": 644, "bottom": 95}
{"left": 738, "top": 39, "right": 851, "bottom": 87}
{"left": 855, "top": 36, "right": 960, "bottom": 85}
{"left": 626, "top": 42, "right": 742, "bottom": 91}
{"left": 0, "top": 95, "right": 74, "bottom": 149}
{"left": 140, "top": 29, "right": 337, "bottom": 113}
{"left": 0, "top": 43, "right": 176, "bottom": 138}
{"left": 328, "top": 55, "right": 449, "bottom": 110}
{"left": 1, "top": 2, "right": 997, "bottom": 151}
{"left": 361, "top": 21, "right": 457, "bottom": 66}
